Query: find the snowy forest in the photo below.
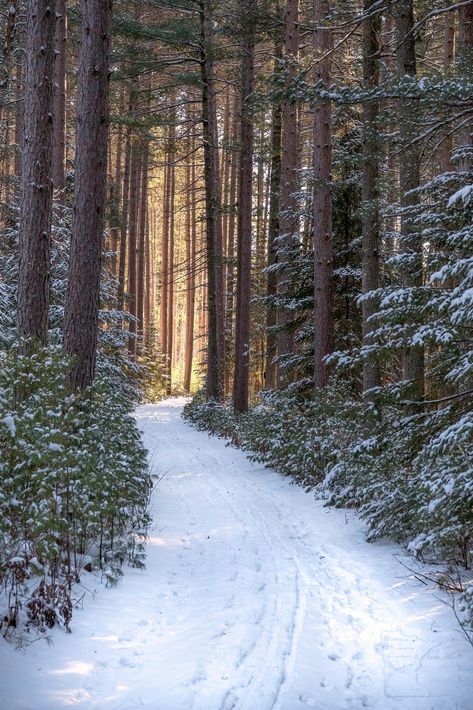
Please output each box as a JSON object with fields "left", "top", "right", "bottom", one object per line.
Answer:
{"left": 1, "top": 0, "right": 473, "bottom": 707}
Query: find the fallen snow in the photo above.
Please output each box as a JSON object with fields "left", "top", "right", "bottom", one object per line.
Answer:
{"left": 0, "top": 398, "right": 472, "bottom": 709}
{"left": 2, "top": 413, "right": 16, "bottom": 437}
{"left": 448, "top": 184, "right": 473, "bottom": 207}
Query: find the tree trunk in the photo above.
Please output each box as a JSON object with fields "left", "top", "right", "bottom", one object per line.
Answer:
{"left": 361, "top": 0, "right": 381, "bottom": 394}
{"left": 63, "top": 0, "right": 112, "bottom": 388}
{"left": 127, "top": 142, "right": 142, "bottom": 355}
{"left": 0, "top": 0, "right": 17, "bottom": 112}
{"left": 224, "top": 90, "right": 239, "bottom": 396}
{"left": 184, "top": 130, "right": 196, "bottom": 392}
{"left": 233, "top": 0, "right": 255, "bottom": 413}
{"left": 144, "top": 201, "right": 153, "bottom": 347}
{"left": 137, "top": 144, "right": 149, "bottom": 346}
{"left": 14, "top": 54, "right": 24, "bottom": 179}
{"left": 160, "top": 138, "right": 170, "bottom": 356}
{"left": 313, "top": 0, "right": 333, "bottom": 389}
{"left": 439, "top": 8, "right": 455, "bottom": 172}
{"left": 457, "top": 1, "right": 473, "bottom": 172}
{"left": 266, "top": 39, "right": 283, "bottom": 389}
{"left": 166, "top": 132, "right": 176, "bottom": 394}
{"left": 200, "top": 0, "right": 225, "bottom": 401}
{"left": 17, "top": 0, "right": 56, "bottom": 346}
{"left": 52, "top": 0, "right": 66, "bottom": 191}
{"left": 118, "top": 124, "right": 132, "bottom": 309}
{"left": 396, "top": 0, "right": 424, "bottom": 401}
{"left": 277, "top": 0, "right": 300, "bottom": 385}
{"left": 109, "top": 117, "right": 123, "bottom": 277}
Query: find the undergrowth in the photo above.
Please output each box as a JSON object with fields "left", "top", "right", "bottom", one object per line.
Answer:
{"left": 0, "top": 346, "right": 152, "bottom": 640}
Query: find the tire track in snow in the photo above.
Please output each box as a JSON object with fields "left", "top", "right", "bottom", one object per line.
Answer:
{"left": 195, "top": 449, "right": 308, "bottom": 710}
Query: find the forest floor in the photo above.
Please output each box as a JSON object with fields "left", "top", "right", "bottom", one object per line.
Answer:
{"left": 1, "top": 397, "right": 472, "bottom": 709}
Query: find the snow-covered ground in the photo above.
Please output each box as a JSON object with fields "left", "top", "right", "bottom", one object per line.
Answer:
{"left": 1, "top": 398, "right": 472, "bottom": 709}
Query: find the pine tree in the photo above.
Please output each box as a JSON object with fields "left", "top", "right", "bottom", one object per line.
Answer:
{"left": 17, "top": 0, "right": 56, "bottom": 347}
{"left": 233, "top": 0, "right": 255, "bottom": 413}
{"left": 63, "top": 0, "right": 113, "bottom": 389}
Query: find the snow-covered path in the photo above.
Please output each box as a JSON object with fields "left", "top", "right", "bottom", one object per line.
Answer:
{"left": 1, "top": 398, "right": 472, "bottom": 710}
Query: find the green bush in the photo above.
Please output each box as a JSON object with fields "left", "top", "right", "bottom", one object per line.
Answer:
{"left": 0, "top": 346, "right": 152, "bottom": 638}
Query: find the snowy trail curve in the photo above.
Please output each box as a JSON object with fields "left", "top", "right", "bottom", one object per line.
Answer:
{"left": 1, "top": 398, "right": 472, "bottom": 710}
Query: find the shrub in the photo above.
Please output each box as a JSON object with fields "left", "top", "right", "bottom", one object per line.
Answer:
{"left": 0, "top": 346, "right": 152, "bottom": 638}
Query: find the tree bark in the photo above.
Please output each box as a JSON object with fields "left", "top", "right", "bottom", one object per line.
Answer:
{"left": 109, "top": 117, "right": 123, "bottom": 277}
{"left": 266, "top": 39, "right": 283, "bottom": 389}
{"left": 144, "top": 200, "right": 153, "bottom": 347}
{"left": 17, "top": 0, "right": 56, "bottom": 346}
{"left": 118, "top": 124, "right": 132, "bottom": 309}
{"left": 313, "top": 0, "right": 333, "bottom": 389}
{"left": 160, "top": 137, "right": 170, "bottom": 356}
{"left": 439, "top": 8, "right": 455, "bottom": 172}
{"left": 457, "top": 1, "right": 473, "bottom": 172}
{"left": 277, "top": 0, "right": 300, "bottom": 385}
{"left": 224, "top": 90, "right": 239, "bottom": 396}
{"left": 137, "top": 144, "right": 149, "bottom": 346}
{"left": 233, "top": 0, "right": 255, "bottom": 413}
{"left": 0, "top": 0, "right": 17, "bottom": 111}
{"left": 200, "top": 0, "right": 225, "bottom": 401}
{"left": 166, "top": 131, "right": 176, "bottom": 394}
{"left": 361, "top": 0, "right": 381, "bottom": 394}
{"left": 184, "top": 127, "right": 197, "bottom": 392}
{"left": 63, "top": 0, "right": 112, "bottom": 388}
{"left": 52, "top": 0, "right": 66, "bottom": 191}
{"left": 14, "top": 53, "right": 24, "bottom": 179}
{"left": 396, "top": 0, "right": 424, "bottom": 401}
{"left": 127, "top": 142, "right": 142, "bottom": 355}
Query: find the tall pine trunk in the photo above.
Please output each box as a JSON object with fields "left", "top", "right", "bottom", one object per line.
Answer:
{"left": 184, "top": 129, "right": 196, "bottom": 392}
{"left": 361, "top": 0, "right": 381, "bottom": 394}
{"left": 52, "top": 0, "right": 66, "bottom": 192}
{"left": 457, "top": 1, "right": 473, "bottom": 172}
{"left": 17, "top": 0, "right": 56, "bottom": 346}
{"left": 277, "top": 0, "right": 299, "bottom": 385}
{"left": 313, "top": 0, "right": 333, "bottom": 389}
{"left": 118, "top": 124, "right": 132, "bottom": 309}
{"left": 200, "top": 0, "right": 225, "bottom": 401}
{"left": 396, "top": 0, "right": 424, "bottom": 402}
{"left": 160, "top": 137, "right": 170, "bottom": 356}
{"left": 63, "top": 0, "right": 112, "bottom": 389}
{"left": 233, "top": 0, "right": 255, "bottom": 413}
{"left": 224, "top": 91, "right": 239, "bottom": 396}
{"left": 127, "top": 143, "right": 142, "bottom": 355}
{"left": 137, "top": 145, "right": 149, "bottom": 347}
{"left": 166, "top": 134, "right": 176, "bottom": 394}
{"left": 266, "top": 39, "right": 283, "bottom": 389}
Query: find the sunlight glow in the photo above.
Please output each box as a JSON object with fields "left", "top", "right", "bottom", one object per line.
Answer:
{"left": 50, "top": 661, "right": 94, "bottom": 677}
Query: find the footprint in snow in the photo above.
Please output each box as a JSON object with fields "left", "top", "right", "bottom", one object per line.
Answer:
{"left": 225, "top": 594, "right": 235, "bottom": 609}
{"left": 186, "top": 666, "right": 207, "bottom": 686}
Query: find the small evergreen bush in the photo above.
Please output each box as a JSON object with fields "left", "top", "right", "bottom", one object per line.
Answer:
{"left": 0, "top": 346, "right": 152, "bottom": 638}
